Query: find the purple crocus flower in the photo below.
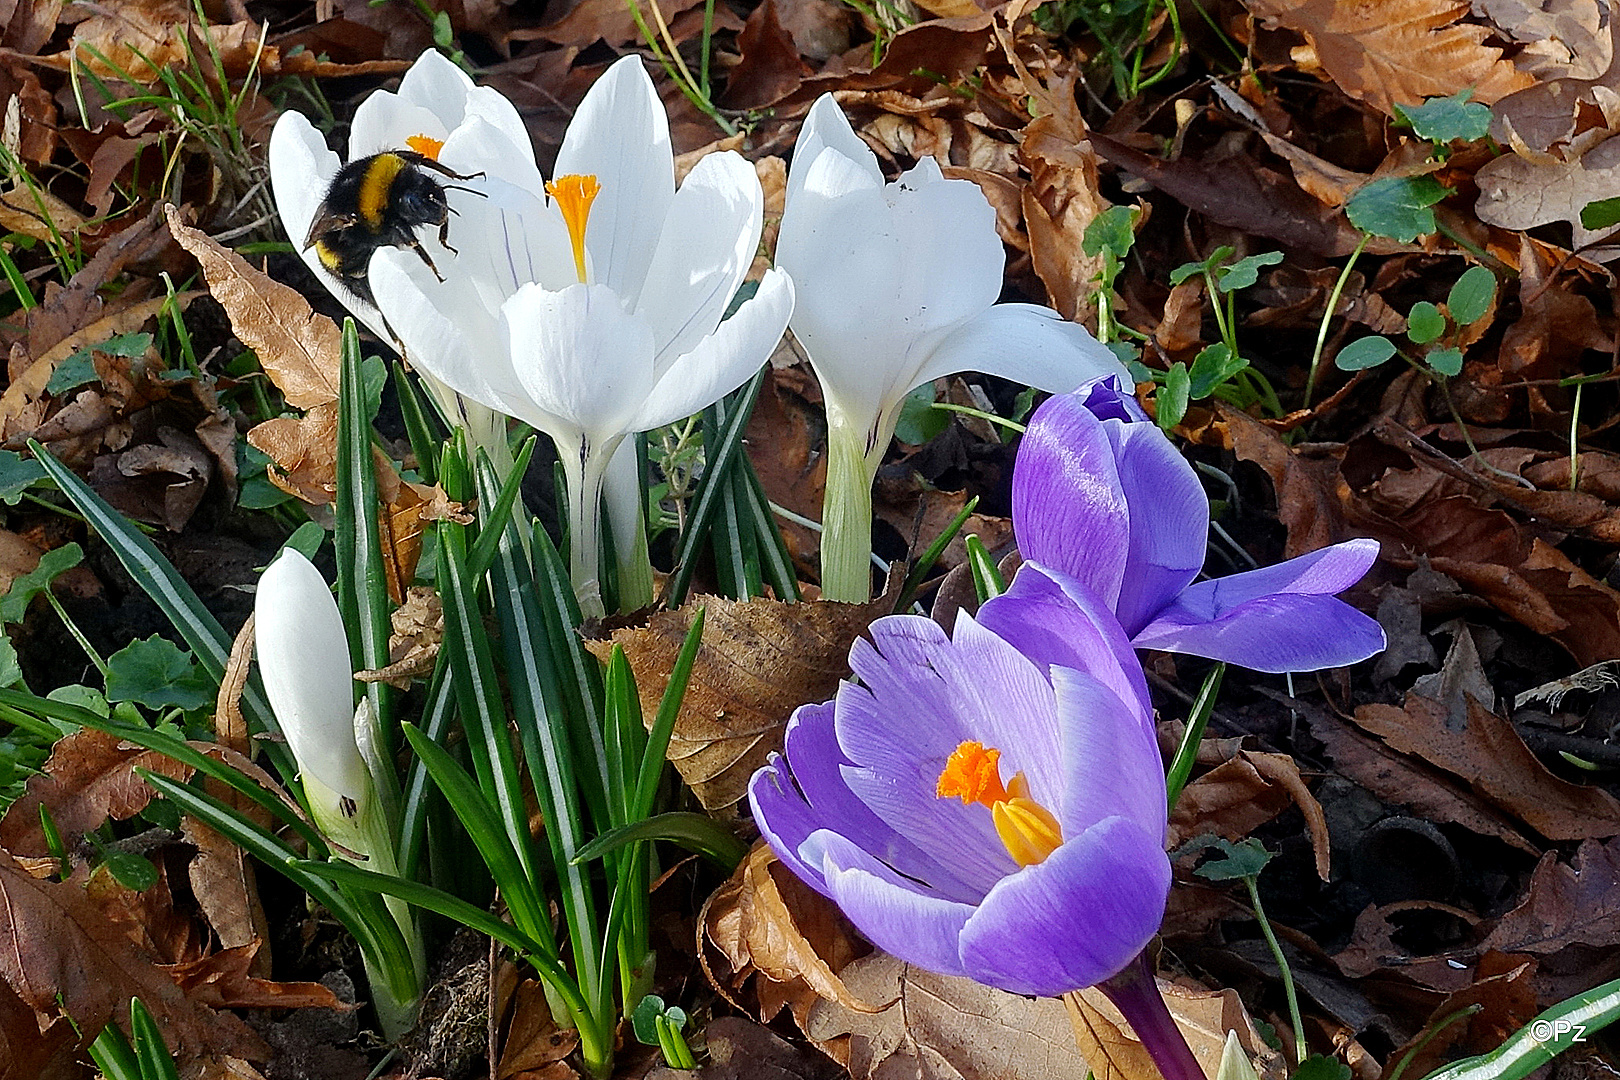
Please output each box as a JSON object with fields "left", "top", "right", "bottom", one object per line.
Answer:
{"left": 749, "top": 590, "right": 1171, "bottom": 993}
{"left": 996, "top": 376, "right": 1385, "bottom": 673}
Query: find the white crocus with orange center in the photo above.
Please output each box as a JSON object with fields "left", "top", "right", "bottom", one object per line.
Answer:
{"left": 777, "top": 94, "right": 1128, "bottom": 603}
{"left": 371, "top": 55, "right": 793, "bottom": 617}
{"left": 269, "top": 49, "right": 539, "bottom": 478}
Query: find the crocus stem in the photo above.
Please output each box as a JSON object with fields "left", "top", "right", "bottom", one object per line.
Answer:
{"left": 820, "top": 399, "right": 876, "bottom": 603}
{"left": 1086, "top": 951, "right": 1208, "bottom": 1080}
{"left": 563, "top": 446, "right": 609, "bottom": 620}
{"left": 603, "top": 441, "right": 656, "bottom": 612}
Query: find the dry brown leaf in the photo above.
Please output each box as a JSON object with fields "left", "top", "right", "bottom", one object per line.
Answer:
{"left": 1353, "top": 692, "right": 1620, "bottom": 840}
{"left": 1018, "top": 68, "right": 1109, "bottom": 326}
{"left": 496, "top": 978, "right": 580, "bottom": 1080}
{"left": 0, "top": 852, "right": 267, "bottom": 1061}
{"left": 0, "top": 979, "right": 81, "bottom": 1080}
{"left": 701, "top": 843, "right": 874, "bottom": 1026}
{"left": 1168, "top": 751, "right": 1331, "bottom": 880}
{"left": 245, "top": 403, "right": 338, "bottom": 505}
{"left": 163, "top": 942, "right": 345, "bottom": 1011}
{"left": 1479, "top": 0, "right": 1613, "bottom": 80}
{"left": 0, "top": 727, "right": 192, "bottom": 857}
{"left": 1475, "top": 132, "right": 1620, "bottom": 247}
{"left": 166, "top": 205, "right": 342, "bottom": 410}
{"left": 595, "top": 587, "right": 895, "bottom": 809}
{"left": 1066, "top": 981, "right": 1287, "bottom": 1080}
{"left": 1240, "top": 0, "right": 1533, "bottom": 115}
{"left": 1482, "top": 835, "right": 1620, "bottom": 954}
{"left": 1386, "top": 953, "right": 1538, "bottom": 1079}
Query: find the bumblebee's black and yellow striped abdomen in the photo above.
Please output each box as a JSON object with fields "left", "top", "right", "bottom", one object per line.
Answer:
{"left": 304, "top": 149, "right": 483, "bottom": 306}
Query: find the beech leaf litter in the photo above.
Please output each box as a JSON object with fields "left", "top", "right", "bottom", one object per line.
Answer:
{"left": 4, "top": 0, "right": 1620, "bottom": 1077}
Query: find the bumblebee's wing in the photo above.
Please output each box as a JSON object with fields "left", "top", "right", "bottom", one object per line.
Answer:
{"left": 304, "top": 200, "right": 361, "bottom": 249}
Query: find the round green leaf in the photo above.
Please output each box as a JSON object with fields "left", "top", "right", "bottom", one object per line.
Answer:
{"left": 1406, "top": 301, "right": 1446, "bottom": 345}
{"left": 1347, "top": 176, "right": 1449, "bottom": 242}
{"left": 1335, "top": 336, "right": 1397, "bottom": 371}
{"left": 1427, "top": 347, "right": 1464, "bottom": 377}
{"left": 1447, "top": 265, "right": 1497, "bottom": 327}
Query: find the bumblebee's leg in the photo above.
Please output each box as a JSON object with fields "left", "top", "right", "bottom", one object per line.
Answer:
{"left": 407, "top": 237, "right": 446, "bottom": 282}
{"left": 421, "top": 158, "right": 486, "bottom": 182}
{"left": 436, "top": 217, "right": 460, "bottom": 257}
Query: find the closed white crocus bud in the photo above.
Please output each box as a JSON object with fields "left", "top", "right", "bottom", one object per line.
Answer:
{"left": 776, "top": 94, "right": 1127, "bottom": 602}
{"left": 254, "top": 549, "right": 421, "bottom": 1035}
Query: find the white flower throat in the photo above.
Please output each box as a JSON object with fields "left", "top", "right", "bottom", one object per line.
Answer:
{"left": 547, "top": 174, "right": 600, "bottom": 284}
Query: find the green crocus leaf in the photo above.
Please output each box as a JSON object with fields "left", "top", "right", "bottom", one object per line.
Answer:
{"left": 105, "top": 635, "right": 216, "bottom": 712}
{"left": 1335, "top": 336, "right": 1397, "bottom": 371}
{"left": 0, "top": 542, "right": 83, "bottom": 625}
{"left": 1406, "top": 301, "right": 1446, "bottom": 344}
{"left": 1347, "top": 176, "right": 1450, "bottom": 241}
{"left": 1394, "top": 90, "right": 1491, "bottom": 144}
{"left": 1293, "top": 1056, "right": 1352, "bottom": 1080}
{"left": 1447, "top": 265, "right": 1497, "bottom": 326}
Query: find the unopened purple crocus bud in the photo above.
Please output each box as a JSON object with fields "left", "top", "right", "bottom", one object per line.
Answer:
{"left": 996, "top": 376, "right": 1385, "bottom": 674}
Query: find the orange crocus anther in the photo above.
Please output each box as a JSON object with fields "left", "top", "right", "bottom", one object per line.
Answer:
{"left": 938, "top": 740, "right": 1064, "bottom": 866}
{"left": 406, "top": 134, "right": 444, "bottom": 160}
{"left": 937, "top": 741, "right": 1010, "bottom": 807}
{"left": 546, "top": 173, "right": 602, "bottom": 283}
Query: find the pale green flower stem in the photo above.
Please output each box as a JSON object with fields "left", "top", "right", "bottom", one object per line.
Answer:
{"left": 610, "top": 505, "right": 657, "bottom": 612}
{"left": 819, "top": 396, "right": 886, "bottom": 603}
{"left": 303, "top": 772, "right": 424, "bottom": 1039}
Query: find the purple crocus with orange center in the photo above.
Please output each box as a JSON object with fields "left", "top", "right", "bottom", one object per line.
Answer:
{"left": 749, "top": 590, "right": 1204, "bottom": 1080}
{"left": 994, "top": 376, "right": 1385, "bottom": 673}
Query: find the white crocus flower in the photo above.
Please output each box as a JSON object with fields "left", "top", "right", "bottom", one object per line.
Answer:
{"left": 268, "top": 49, "right": 535, "bottom": 476}
{"left": 777, "top": 94, "right": 1128, "bottom": 603}
{"left": 370, "top": 56, "right": 794, "bottom": 618}
{"left": 255, "top": 549, "right": 422, "bottom": 1036}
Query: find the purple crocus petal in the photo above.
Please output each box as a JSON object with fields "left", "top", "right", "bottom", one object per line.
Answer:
{"left": 806, "top": 829, "right": 976, "bottom": 978}
{"left": 1073, "top": 374, "right": 1149, "bottom": 423}
{"left": 958, "top": 816, "right": 1170, "bottom": 997}
{"left": 836, "top": 678, "right": 1020, "bottom": 896}
{"left": 749, "top": 750, "right": 832, "bottom": 895}
{"left": 1131, "top": 539, "right": 1385, "bottom": 672}
{"left": 1049, "top": 666, "right": 1165, "bottom": 840}
{"left": 977, "top": 564, "right": 1153, "bottom": 739}
{"left": 1107, "top": 419, "right": 1208, "bottom": 635}
{"left": 933, "top": 613, "right": 1065, "bottom": 809}
{"left": 1012, "top": 393, "right": 1131, "bottom": 611}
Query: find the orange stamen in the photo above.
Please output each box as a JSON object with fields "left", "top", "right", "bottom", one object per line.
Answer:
{"left": 406, "top": 134, "right": 444, "bottom": 160}
{"left": 936, "top": 740, "right": 1063, "bottom": 867}
{"left": 546, "top": 174, "right": 601, "bottom": 283}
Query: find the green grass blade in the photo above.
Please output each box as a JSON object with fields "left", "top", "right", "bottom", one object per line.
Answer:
{"left": 335, "top": 320, "right": 394, "bottom": 753}
{"left": 398, "top": 723, "right": 552, "bottom": 951}
{"left": 466, "top": 436, "right": 537, "bottom": 580}
{"left": 25, "top": 441, "right": 288, "bottom": 775}
{"left": 87, "top": 1013, "right": 140, "bottom": 1080}
{"left": 633, "top": 611, "right": 703, "bottom": 821}
{"left": 895, "top": 495, "right": 977, "bottom": 611}
{"left": 575, "top": 810, "right": 746, "bottom": 870}
{"left": 130, "top": 998, "right": 180, "bottom": 1080}
{"left": 666, "top": 368, "right": 765, "bottom": 604}
{"left": 398, "top": 654, "right": 455, "bottom": 882}
{"left": 393, "top": 360, "right": 443, "bottom": 485}
{"left": 1421, "top": 977, "right": 1620, "bottom": 1080}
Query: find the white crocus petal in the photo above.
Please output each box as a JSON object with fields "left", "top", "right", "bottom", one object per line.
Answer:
{"left": 883, "top": 156, "right": 1004, "bottom": 344}
{"left": 444, "top": 176, "right": 576, "bottom": 306}
{"left": 439, "top": 115, "right": 548, "bottom": 202}
{"left": 371, "top": 249, "right": 536, "bottom": 424}
{"left": 255, "top": 550, "right": 367, "bottom": 803}
{"left": 631, "top": 268, "right": 795, "bottom": 431}
{"left": 350, "top": 92, "right": 447, "bottom": 160}
{"left": 786, "top": 93, "right": 883, "bottom": 210}
{"left": 553, "top": 55, "right": 674, "bottom": 306}
{"left": 269, "top": 112, "right": 395, "bottom": 341}
{"left": 913, "top": 303, "right": 1127, "bottom": 395}
{"left": 504, "top": 282, "right": 657, "bottom": 442}
{"left": 635, "top": 150, "right": 763, "bottom": 362}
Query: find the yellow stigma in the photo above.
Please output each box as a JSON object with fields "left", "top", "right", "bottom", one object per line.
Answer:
{"left": 406, "top": 134, "right": 444, "bottom": 160}
{"left": 547, "top": 174, "right": 601, "bottom": 283}
{"left": 937, "top": 741, "right": 1063, "bottom": 868}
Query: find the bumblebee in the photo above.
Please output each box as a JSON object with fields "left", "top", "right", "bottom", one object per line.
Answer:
{"left": 304, "top": 148, "right": 484, "bottom": 305}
